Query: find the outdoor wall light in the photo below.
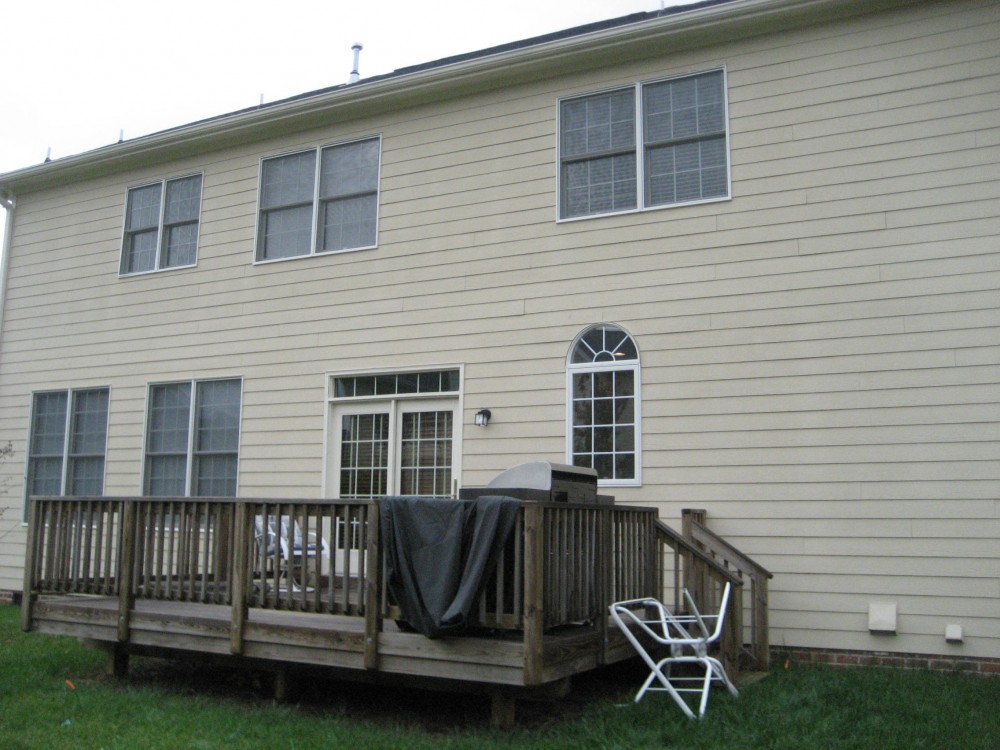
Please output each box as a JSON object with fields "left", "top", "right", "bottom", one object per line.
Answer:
{"left": 474, "top": 409, "right": 492, "bottom": 427}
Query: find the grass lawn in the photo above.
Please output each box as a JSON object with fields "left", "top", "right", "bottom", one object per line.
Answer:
{"left": 1, "top": 604, "right": 997, "bottom": 749}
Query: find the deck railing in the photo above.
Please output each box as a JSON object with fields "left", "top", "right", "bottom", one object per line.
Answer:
{"left": 681, "top": 509, "right": 773, "bottom": 671}
{"left": 648, "top": 509, "right": 772, "bottom": 672}
{"left": 21, "top": 496, "right": 765, "bottom": 677}
{"left": 22, "top": 497, "right": 658, "bottom": 649}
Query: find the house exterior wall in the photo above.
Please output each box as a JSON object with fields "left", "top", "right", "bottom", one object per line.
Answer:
{"left": 1, "top": 0, "right": 997, "bottom": 660}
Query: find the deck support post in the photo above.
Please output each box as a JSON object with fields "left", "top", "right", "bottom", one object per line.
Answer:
{"left": 105, "top": 642, "right": 129, "bottom": 678}
{"left": 273, "top": 668, "right": 288, "bottom": 702}
{"left": 117, "top": 500, "right": 137, "bottom": 643}
{"left": 490, "top": 691, "right": 517, "bottom": 728}
{"left": 523, "top": 503, "right": 545, "bottom": 685}
{"left": 597, "top": 505, "right": 612, "bottom": 665}
{"left": 20, "top": 498, "right": 40, "bottom": 632}
{"left": 230, "top": 502, "right": 249, "bottom": 655}
{"left": 363, "top": 501, "right": 382, "bottom": 670}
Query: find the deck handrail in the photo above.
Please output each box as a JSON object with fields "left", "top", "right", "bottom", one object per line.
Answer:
{"left": 681, "top": 509, "right": 773, "bottom": 671}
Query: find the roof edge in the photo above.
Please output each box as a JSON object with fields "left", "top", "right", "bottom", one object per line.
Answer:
{"left": 0, "top": 0, "right": 903, "bottom": 192}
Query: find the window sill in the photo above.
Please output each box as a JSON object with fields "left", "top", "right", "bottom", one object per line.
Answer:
{"left": 556, "top": 193, "right": 731, "bottom": 224}
{"left": 252, "top": 243, "right": 377, "bottom": 266}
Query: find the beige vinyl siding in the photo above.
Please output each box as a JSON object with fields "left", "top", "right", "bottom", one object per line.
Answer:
{"left": 1, "top": 0, "right": 997, "bottom": 658}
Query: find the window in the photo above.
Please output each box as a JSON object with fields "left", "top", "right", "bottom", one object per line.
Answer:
{"left": 257, "top": 136, "right": 380, "bottom": 261}
{"left": 328, "top": 369, "right": 460, "bottom": 500}
{"left": 559, "top": 69, "right": 728, "bottom": 219}
{"left": 26, "top": 388, "right": 110, "bottom": 515}
{"left": 120, "top": 174, "right": 203, "bottom": 274}
{"left": 567, "top": 325, "right": 640, "bottom": 485}
{"left": 144, "top": 379, "right": 242, "bottom": 497}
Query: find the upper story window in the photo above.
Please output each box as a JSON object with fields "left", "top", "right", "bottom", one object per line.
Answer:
{"left": 256, "top": 136, "right": 380, "bottom": 262}
{"left": 567, "top": 325, "right": 641, "bottom": 486}
{"left": 120, "top": 174, "right": 203, "bottom": 274}
{"left": 559, "top": 69, "right": 729, "bottom": 220}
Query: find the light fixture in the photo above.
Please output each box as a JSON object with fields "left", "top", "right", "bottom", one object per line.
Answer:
{"left": 474, "top": 409, "right": 492, "bottom": 427}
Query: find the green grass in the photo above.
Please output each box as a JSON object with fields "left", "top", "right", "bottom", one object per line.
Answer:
{"left": 1, "top": 604, "right": 997, "bottom": 749}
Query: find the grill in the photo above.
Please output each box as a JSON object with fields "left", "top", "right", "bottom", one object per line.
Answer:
{"left": 460, "top": 461, "right": 612, "bottom": 505}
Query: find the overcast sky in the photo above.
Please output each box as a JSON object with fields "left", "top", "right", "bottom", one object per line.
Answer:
{"left": 0, "top": 0, "right": 698, "bottom": 243}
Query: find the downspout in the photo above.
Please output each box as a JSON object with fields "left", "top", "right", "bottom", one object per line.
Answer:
{"left": 0, "top": 191, "right": 14, "bottom": 356}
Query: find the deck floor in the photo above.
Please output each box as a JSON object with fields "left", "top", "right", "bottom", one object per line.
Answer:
{"left": 29, "top": 595, "right": 630, "bottom": 690}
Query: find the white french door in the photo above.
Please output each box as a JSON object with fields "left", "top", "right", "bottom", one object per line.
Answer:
{"left": 330, "top": 398, "right": 458, "bottom": 499}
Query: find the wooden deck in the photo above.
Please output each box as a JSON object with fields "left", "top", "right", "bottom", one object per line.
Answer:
{"left": 21, "top": 495, "right": 769, "bottom": 724}
{"left": 30, "top": 595, "right": 623, "bottom": 689}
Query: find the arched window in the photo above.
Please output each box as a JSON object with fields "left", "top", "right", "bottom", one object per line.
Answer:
{"left": 566, "top": 324, "right": 641, "bottom": 485}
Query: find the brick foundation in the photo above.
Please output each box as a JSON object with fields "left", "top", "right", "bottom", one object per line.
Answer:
{"left": 773, "top": 645, "right": 1000, "bottom": 676}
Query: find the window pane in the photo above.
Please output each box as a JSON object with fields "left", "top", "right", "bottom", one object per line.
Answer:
{"left": 123, "top": 229, "right": 158, "bottom": 274}
{"left": 30, "top": 457, "right": 63, "bottom": 495}
{"left": 320, "top": 139, "right": 379, "bottom": 199}
{"left": 193, "top": 455, "right": 237, "bottom": 496}
{"left": 126, "top": 184, "right": 162, "bottom": 231}
{"left": 69, "top": 456, "right": 104, "bottom": 495}
{"left": 561, "top": 90, "right": 634, "bottom": 158}
{"left": 148, "top": 384, "right": 191, "bottom": 453}
{"left": 260, "top": 205, "right": 313, "bottom": 259}
{"left": 339, "top": 413, "right": 389, "bottom": 499}
{"left": 399, "top": 411, "right": 452, "bottom": 496}
{"left": 615, "top": 454, "right": 635, "bottom": 481}
{"left": 70, "top": 390, "right": 109, "bottom": 455}
{"left": 163, "top": 175, "right": 202, "bottom": 223}
{"left": 147, "top": 455, "right": 187, "bottom": 496}
{"left": 643, "top": 71, "right": 724, "bottom": 144}
{"left": 320, "top": 193, "right": 377, "bottom": 251}
{"left": 260, "top": 151, "right": 316, "bottom": 209}
{"left": 561, "top": 154, "right": 636, "bottom": 218}
{"left": 31, "top": 392, "right": 68, "bottom": 456}
{"left": 195, "top": 380, "right": 241, "bottom": 452}
{"left": 643, "top": 71, "right": 727, "bottom": 208}
{"left": 163, "top": 223, "right": 198, "bottom": 267}
{"left": 193, "top": 379, "right": 241, "bottom": 497}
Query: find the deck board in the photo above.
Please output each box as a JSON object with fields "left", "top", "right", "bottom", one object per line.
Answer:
{"left": 27, "top": 594, "right": 543, "bottom": 687}
{"left": 26, "top": 594, "right": 628, "bottom": 691}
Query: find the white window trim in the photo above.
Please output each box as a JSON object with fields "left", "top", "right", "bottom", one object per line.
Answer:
{"left": 23, "top": 386, "right": 111, "bottom": 522}
{"left": 556, "top": 67, "right": 731, "bottom": 223}
{"left": 141, "top": 377, "right": 243, "bottom": 497}
{"left": 566, "top": 324, "right": 642, "bottom": 488}
{"left": 253, "top": 134, "right": 382, "bottom": 265}
{"left": 118, "top": 172, "right": 204, "bottom": 276}
{"left": 322, "top": 365, "right": 464, "bottom": 498}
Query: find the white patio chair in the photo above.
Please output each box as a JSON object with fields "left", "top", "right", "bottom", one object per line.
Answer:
{"left": 609, "top": 582, "right": 739, "bottom": 719}
{"left": 254, "top": 515, "right": 329, "bottom": 591}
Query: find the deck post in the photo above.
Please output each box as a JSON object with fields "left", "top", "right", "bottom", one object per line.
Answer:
{"left": 490, "top": 691, "right": 517, "bottom": 728}
{"left": 117, "top": 500, "right": 137, "bottom": 643}
{"left": 20, "top": 498, "right": 40, "bottom": 632}
{"left": 106, "top": 642, "right": 129, "bottom": 678}
{"left": 363, "top": 501, "right": 382, "bottom": 670}
{"left": 522, "top": 502, "right": 545, "bottom": 685}
{"left": 597, "top": 504, "right": 612, "bottom": 665}
{"left": 681, "top": 508, "right": 707, "bottom": 603}
{"left": 752, "top": 572, "right": 770, "bottom": 669}
{"left": 230, "top": 501, "right": 250, "bottom": 655}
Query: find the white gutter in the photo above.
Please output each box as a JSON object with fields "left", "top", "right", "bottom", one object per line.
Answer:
{"left": 0, "top": 0, "right": 891, "bottom": 193}
{"left": 0, "top": 192, "right": 14, "bottom": 357}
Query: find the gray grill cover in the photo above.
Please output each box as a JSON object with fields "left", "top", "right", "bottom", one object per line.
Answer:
{"left": 380, "top": 495, "right": 521, "bottom": 638}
